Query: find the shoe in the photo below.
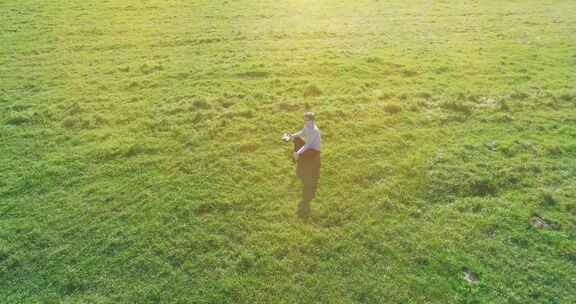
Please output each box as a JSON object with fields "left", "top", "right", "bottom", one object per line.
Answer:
{"left": 296, "top": 209, "right": 308, "bottom": 219}
{"left": 296, "top": 202, "right": 311, "bottom": 219}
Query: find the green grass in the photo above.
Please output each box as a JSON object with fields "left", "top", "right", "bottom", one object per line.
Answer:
{"left": 1, "top": 0, "right": 576, "bottom": 303}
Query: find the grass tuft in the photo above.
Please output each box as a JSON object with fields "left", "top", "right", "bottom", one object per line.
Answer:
{"left": 382, "top": 102, "right": 403, "bottom": 114}
{"left": 5, "top": 114, "right": 31, "bottom": 125}
{"left": 440, "top": 100, "right": 473, "bottom": 115}
{"left": 540, "top": 190, "right": 558, "bottom": 207}
{"left": 303, "top": 85, "right": 323, "bottom": 98}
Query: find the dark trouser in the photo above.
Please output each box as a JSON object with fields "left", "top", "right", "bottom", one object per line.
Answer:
{"left": 293, "top": 137, "right": 321, "bottom": 217}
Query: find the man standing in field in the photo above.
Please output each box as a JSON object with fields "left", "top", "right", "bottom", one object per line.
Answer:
{"left": 284, "top": 112, "right": 322, "bottom": 218}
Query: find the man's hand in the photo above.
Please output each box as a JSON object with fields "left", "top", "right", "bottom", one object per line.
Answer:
{"left": 293, "top": 152, "right": 299, "bottom": 161}
{"left": 282, "top": 133, "right": 292, "bottom": 142}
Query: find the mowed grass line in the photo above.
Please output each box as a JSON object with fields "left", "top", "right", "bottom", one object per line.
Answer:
{"left": 1, "top": 0, "right": 576, "bottom": 303}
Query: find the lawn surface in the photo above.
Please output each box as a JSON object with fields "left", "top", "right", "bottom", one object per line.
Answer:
{"left": 1, "top": 0, "right": 576, "bottom": 303}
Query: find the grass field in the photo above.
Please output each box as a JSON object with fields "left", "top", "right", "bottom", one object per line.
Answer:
{"left": 2, "top": 0, "right": 576, "bottom": 303}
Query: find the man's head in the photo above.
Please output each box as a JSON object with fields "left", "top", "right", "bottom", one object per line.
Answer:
{"left": 304, "top": 112, "right": 315, "bottom": 126}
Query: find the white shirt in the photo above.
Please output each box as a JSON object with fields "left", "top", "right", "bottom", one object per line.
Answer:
{"left": 293, "top": 123, "right": 321, "bottom": 155}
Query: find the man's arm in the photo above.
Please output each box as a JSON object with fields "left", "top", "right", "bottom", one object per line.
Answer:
{"left": 291, "top": 128, "right": 303, "bottom": 138}
{"left": 290, "top": 128, "right": 304, "bottom": 143}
